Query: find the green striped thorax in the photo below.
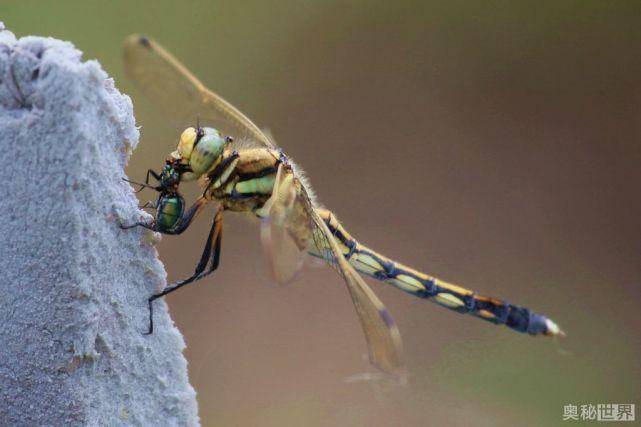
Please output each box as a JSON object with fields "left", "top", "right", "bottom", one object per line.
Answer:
{"left": 174, "top": 126, "right": 233, "bottom": 179}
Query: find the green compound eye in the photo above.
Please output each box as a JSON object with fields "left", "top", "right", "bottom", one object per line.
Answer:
{"left": 189, "top": 127, "right": 226, "bottom": 176}
{"left": 156, "top": 195, "right": 184, "bottom": 232}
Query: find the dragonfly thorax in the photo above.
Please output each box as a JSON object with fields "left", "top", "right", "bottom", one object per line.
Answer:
{"left": 175, "top": 126, "right": 232, "bottom": 179}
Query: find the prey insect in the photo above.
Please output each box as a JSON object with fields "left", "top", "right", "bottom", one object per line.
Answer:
{"left": 121, "top": 35, "right": 563, "bottom": 377}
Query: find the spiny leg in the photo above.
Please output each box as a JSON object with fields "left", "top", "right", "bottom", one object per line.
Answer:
{"left": 197, "top": 210, "right": 223, "bottom": 277}
{"left": 145, "top": 208, "right": 223, "bottom": 334}
{"left": 145, "top": 168, "right": 162, "bottom": 184}
{"left": 120, "top": 220, "right": 155, "bottom": 231}
{"left": 140, "top": 200, "right": 157, "bottom": 209}
{"left": 122, "top": 168, "right": 163, "bottom": 193}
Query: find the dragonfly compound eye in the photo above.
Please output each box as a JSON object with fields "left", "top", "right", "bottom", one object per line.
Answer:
{"left": 156, "top": 195, "right": 184, "bottom": 232}
{"left": 188, "top": 127, "right": 226, "bottom": 176}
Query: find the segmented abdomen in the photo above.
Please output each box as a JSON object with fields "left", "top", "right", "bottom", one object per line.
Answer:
{"left": 313, "top": 208, "right": 563, "bottom": 337}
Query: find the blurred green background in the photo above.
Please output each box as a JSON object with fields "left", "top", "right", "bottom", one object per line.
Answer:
{"left": 4, "top": 1, "right": 641, "bottom": 426}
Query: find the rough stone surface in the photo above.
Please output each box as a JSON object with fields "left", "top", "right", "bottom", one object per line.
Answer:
{"left": 0, "top": 24, "right": 200, "bottom": 426}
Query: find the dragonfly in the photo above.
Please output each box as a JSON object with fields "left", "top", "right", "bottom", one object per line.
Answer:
{"left": 121, "top": 35, "right": 564, "bottom": 377}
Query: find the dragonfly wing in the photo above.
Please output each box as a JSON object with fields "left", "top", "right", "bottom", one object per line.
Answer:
{"left": 261, "top": 218, "right": 306, "bottom": 285}
{"left": 259, "top": 163, "right": 310, "bottom": 285}
{"left": 306, "top": 202, "right": 405, "bottom": 376}
{"left": 123, "top": 35, "right": 203, "bottom": 126}
{"left": 123, "top": 34, "right": 275, "bottom": 148}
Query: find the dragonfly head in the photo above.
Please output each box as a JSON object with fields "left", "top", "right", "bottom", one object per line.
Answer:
{"left": 173, "top": 126, "right": 234, "bottom": 179}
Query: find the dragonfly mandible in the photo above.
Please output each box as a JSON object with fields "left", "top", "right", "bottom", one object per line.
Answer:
{"left": 121, "top": 35, "right": 564, "bottom": 377}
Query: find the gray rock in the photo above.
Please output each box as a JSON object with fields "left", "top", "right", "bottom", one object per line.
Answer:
{"left": 0, "top": 24, "right": 200, "bottom": 426}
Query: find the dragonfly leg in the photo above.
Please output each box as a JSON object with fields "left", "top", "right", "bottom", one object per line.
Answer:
{"left": 206, "top": 150, "right": 239, "bottom": 183}
{"left": 145, "top": 207, "right": 223, "bottom": 334}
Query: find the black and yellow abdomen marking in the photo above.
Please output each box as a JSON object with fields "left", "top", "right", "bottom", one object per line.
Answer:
{"left": 314, "top": 208, "right": 562, "bottom": 337}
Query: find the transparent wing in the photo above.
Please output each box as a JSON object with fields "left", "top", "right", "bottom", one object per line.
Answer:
{"left": 123, "top": 34, "right": 274, "bottom": 148}
{"left": 301, "top": 191, "right": 405, "bottom": 376}
{"left": 261, "top": 218, "right": 306, "bottom": 285}
{"left": 259, "top": 163, "right": 309, "bottom": 285}
{"left": 260, "top": 163, "right": 404, "bottom": 374}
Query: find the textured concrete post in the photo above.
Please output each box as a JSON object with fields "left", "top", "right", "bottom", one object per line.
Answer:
{"left": 0, "top": 24, "right": 200, "bottom": 426}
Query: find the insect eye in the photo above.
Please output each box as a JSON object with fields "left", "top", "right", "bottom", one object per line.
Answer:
{"left": 225, "top": 136, "right": 234, "bottom": 143}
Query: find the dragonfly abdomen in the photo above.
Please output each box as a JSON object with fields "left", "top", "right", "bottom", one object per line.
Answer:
{"left": 314, "top": 208, "right": 563, "bottom": 337}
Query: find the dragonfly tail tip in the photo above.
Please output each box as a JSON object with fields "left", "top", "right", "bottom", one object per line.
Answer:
{"left": 544, "top": 318, "right": 565, "bottom": 338}
{"left": 528, "top": 312, "right": 564, "bottom": 337}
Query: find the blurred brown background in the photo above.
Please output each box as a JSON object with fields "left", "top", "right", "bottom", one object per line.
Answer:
{"left": 5, "top": 1, "right": 641, "bottom": 425}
